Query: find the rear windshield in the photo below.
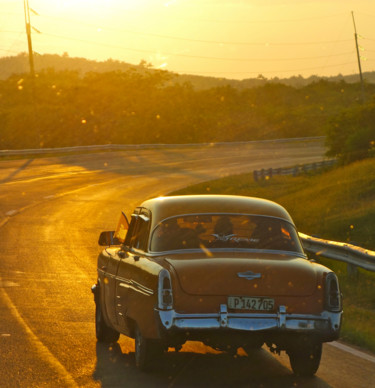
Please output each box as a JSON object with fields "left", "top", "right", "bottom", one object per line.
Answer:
{"left": 150, "top": 213, "right": 304, "bottom": 254}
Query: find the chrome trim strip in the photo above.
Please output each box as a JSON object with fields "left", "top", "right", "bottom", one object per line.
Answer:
{"left": 157, "top": 212, "right": 294, "bottom": 225}
{"left": 148, "top": 248, "right": 307, "bottom": 259}
{"left": 117, "top": 277, "right": 154, "bottom": 296}
{"left": 98, "top": 268, "right": 116, "bottom": 280}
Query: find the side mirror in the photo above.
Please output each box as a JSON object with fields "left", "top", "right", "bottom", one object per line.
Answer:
{"left": 98, "top": 231, "right": 121, "bottom": 246}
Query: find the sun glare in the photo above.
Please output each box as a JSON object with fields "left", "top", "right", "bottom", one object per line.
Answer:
{"left": 37, "top": 0, "right": 149, "bottom": 13}
{"left": 14, "top": 0, "right": 373, "bottom": 79}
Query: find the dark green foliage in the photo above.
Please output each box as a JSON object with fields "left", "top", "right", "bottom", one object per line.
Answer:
{"left": 1, "top": 63, "right": 375, "bottom": 150}
{"left": 326, "top": 102, "right": 375, "bottom": 163}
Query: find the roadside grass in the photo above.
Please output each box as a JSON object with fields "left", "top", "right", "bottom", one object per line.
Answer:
{"left": 316, "top": 257, "right": 375, "bottom": 353}
{"left": 171, "top": 157, "right": 375, "bottom": 354}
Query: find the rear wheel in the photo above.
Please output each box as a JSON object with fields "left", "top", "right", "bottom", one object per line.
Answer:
{"left": 134, "top": 325, "right": 164, "bottom": 371}
{"left": 242, "top": 340, "right": 264, "bottom": 355}
{"left": 288, "top": 341, "right": 322, "bottom": 377}
{"left": 95, "top": 300, "right": 120, "bottom": 343}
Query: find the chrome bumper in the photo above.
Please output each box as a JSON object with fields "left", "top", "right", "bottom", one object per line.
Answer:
{"left": 157, "top": 304, "right": 341, "bottom": 338}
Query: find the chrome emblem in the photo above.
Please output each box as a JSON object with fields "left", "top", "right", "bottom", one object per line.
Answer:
{"left": 237, "top": 271, "right": 262, "bottom": 280}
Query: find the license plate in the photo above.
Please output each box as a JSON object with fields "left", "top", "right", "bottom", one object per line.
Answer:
{"left": 228, "top": 296, "right": 275, "bottom": 311}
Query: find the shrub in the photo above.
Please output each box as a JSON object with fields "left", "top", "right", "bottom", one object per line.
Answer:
{"left": 326, "top": 102, "right": 375, "bottom": 163}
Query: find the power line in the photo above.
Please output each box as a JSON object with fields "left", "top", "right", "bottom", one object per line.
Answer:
{"left": 355, "top": 12, "right": 375, "bottom": 19}
{"left": 27, "top": 11, "right": 355, "bottom": 48}
{"left": 318, "top": 11, "right": 352, "bottom": 82}
{"left": 0, "top": 48, "right": 22, "bottom": 54}
{"left": 1, "top": 5, "right": 373, "bottom": 79}
{"left": 178, "top": 61, "right": 358, "bottom": 76}
{"left": 174, "top": 13, "right": 349, "bottom": 24}
{"left": 36, "top": 31, "right": 355, "bottom": 63}
{"left": 30, "top": 5, "right": 349, "bottom": 25}
{"left": 2, "top": 26, "right": 354, "bottom": 47}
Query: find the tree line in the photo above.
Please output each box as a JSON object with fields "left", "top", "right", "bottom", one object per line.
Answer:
{"left": 0, "top": 67, "right": 374, "bottom": 163}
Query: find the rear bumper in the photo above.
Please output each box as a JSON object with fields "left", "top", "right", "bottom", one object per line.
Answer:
{"left": 156, "top": 304, "right": 341, "bottom": 341}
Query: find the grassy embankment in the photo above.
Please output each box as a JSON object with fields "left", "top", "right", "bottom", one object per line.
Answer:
{"left": 170, "top": 157, "right": 375, "bottom": 354}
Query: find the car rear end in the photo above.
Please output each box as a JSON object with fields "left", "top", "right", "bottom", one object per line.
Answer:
{"left": 155, "top": 252, "right": 342, "bottom": 352}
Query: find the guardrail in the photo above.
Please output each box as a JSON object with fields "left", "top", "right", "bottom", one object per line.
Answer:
{"left": 0, "top": 137, "right": 325, "bottom": 157}
{"left": 299, "top": 233, "right": 375, "bottom": 274}
{"left": 253, "top": 159, "right": 336, "bottom": 181}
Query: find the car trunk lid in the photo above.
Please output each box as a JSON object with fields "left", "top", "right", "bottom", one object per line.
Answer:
{"left": 165, "top": 252, "right": 317, "bottom": 297}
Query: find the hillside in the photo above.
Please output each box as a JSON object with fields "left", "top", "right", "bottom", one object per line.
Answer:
{"left": 1, "top": 60, "right": 374, "bottom": 151}
{"left": 2, "top": 52, "right": 375, "bottom": 90}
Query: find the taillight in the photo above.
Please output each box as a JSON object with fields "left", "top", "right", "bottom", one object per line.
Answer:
{"left": 158, "top": 269, "right": 173, "bottom": 310}
{"left": 325, "top": 272, "right": 342, "bottom": 312}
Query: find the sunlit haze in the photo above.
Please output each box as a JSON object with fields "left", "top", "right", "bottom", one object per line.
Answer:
{"left": 1, "top": 0, "right": 374, "bottom": 79}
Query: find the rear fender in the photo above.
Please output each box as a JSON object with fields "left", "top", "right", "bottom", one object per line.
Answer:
{"left": 118, "top": 255, "right": 164, "bottom": 339}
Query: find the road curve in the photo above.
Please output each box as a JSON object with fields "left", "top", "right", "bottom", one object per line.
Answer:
{"left": 0, "top": 140, "right": 374, "bottom": 387}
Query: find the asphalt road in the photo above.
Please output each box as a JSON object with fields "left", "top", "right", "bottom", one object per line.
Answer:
{"left": 1, "top": 140, "right": 374, "bottom": 387}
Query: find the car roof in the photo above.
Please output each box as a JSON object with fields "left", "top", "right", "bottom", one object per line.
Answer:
{"left": 139, "top": 195, "right": 295, "bottom": 227}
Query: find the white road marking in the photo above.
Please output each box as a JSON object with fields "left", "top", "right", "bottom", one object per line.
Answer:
{"left": 328, "top": 341, "right": 375, "bottom": 363}
{"left": 5, "top": 210, "right": 18, "bottom": 216}
{"left": 0, "top": 178, "right": 120, "bottom": 229}
{"left": 0, "top": 284, "right": 79, "bottom": 387}
{"left": 0, "top": 217, "right": 9, "bottom": 228}
{"left": 0, "top": 280, "right": 19, "bottom": 287}
{"left": 2, "top": 169, "right": 101, "bottom": 185}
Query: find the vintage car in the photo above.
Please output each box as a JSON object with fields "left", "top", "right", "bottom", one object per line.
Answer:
{"left": 92, "top": 195, "right": 342, "bottom": 376}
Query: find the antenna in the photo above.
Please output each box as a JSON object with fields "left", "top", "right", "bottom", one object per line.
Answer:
{"left": 351, "top": 11, "right": 365, "bottom": 102}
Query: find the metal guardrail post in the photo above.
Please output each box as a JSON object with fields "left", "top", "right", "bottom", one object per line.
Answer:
{"left": 253, "top": 159, "right": 337, "bottom": 181}
{"left": 347, "top": 263, "right": 359, "bottom": 277}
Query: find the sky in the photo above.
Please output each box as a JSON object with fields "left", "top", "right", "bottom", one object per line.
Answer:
{"left": 0, "top": 0, "right": 374, "bottom": 80}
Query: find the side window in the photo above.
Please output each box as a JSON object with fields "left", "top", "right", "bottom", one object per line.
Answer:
{"left": 125, "top": 209, "right": 150, "bottom": 252}
{"left": 132, "top": 215, "right": 150, "bottom": 251}
{"left": 124, "top": 210, "right": 140, "bottom": 247}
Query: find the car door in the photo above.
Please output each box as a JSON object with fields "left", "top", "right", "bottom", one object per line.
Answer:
{"left": 101, "top": 212, "right": 129, "bottom": 328}
{"left": 102, "top": 250, "right": 121, "bottom": 327}
{"left": 115, "top": 208, "right": 151, "bottom": 331}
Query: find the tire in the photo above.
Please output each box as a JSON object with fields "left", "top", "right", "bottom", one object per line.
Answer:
{"left": 288, "top": 341, "right": 322, "bottom": 377}
{"left": 95, "top": 300, "right": 120, "bottom": 343}
{"left": 134, "top": 325, "right": 164, "bottom": 371}
{"left": 173, "top": 345, "right": 182, "bottom": 352}
{"left": 242, "top": 341, "right": 264, "bottom": 355}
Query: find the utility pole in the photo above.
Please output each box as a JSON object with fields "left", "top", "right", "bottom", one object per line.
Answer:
{"left": 24, "top": 0, "right": 35, "bottom": 77}
{"left": 351, "top": 11, "right": 365, "bottom": 102}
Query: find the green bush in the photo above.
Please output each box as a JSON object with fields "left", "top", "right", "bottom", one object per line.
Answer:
{"left": 326, "top": 102, "right": 375, "bottom": 163}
